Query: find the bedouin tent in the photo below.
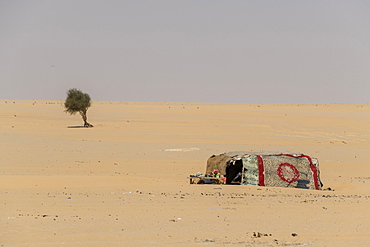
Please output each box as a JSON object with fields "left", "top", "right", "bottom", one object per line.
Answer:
{"left": 206, "top": 152, "right": 323, "bottom": 190}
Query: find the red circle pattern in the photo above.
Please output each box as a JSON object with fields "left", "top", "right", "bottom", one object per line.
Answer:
{"left": 276, "top": 163, "right": 300, "bottom": 183}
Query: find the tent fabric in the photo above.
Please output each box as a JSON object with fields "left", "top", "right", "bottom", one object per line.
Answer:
{"left": 242, "top": 154, "right": 322, "bottom": 190}
{"left": 242, "top": 156, "right": 259, "bottom": 186}
{"left": 206, "top": 154, "right": 232, "bottom": 175}
{"left": 206, "top": 152, "right": 323, "bottom": 190}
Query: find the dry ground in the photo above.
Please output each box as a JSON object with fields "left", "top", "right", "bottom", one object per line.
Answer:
{"left": 1, "top": 100, "right": 369, "bottom": 246}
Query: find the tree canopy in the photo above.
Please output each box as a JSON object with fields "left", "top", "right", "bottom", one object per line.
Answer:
{"left": 64, "top": 88, "right": 93, "bottom": 127}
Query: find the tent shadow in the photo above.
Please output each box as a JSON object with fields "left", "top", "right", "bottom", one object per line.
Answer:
{"left": 67, "top": 126, "right": 85, "bottom": 128}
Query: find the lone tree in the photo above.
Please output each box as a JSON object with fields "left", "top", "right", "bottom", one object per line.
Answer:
{"left": 64, "top": 88, "right": 93, "bottom": 127}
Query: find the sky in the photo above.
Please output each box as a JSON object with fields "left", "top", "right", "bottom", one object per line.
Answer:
{"left": 1, "top": 0, "right": 370, "bottom": 103}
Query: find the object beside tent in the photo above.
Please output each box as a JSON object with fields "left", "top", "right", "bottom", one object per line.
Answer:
{"left": 206, "top": 152, "right": 323, "bottom": 190}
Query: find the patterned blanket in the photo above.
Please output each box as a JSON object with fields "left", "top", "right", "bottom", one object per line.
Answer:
{"left": 241, "top": 154, "right": 322, "bottom": 190}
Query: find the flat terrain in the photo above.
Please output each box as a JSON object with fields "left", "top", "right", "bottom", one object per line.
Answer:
{"left": 1, "top": 100, "right": 370, "bottom": 246}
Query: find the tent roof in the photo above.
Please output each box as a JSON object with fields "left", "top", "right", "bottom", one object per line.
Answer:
{"left": 220, "top": 151, "right": 307, "bottom": 159}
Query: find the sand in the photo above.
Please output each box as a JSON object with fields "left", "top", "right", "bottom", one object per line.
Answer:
{"left": 1, "top": 100, "right": 369, "bottom": 246}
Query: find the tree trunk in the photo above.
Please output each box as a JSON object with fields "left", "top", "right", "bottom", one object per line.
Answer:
{"left": 80, "top": 110, "right": 93, "bottom": 128}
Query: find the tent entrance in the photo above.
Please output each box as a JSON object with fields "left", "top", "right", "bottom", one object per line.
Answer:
{"left": 226, "top": 159, "right": 243, "bottom": 184}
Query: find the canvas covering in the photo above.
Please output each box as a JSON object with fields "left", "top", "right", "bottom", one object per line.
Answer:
{"left": 206, "top": 152, "right": 323, "bottom": 190}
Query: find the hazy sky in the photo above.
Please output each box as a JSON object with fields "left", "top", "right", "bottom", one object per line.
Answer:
{"left": 1, "top": 1, "right": 370, "bottom": 103}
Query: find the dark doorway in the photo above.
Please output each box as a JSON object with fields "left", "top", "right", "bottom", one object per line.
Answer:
{"left": 226, "top": 159, "right": 243, "bottom": 184}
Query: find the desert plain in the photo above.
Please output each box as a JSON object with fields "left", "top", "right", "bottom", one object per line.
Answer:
{"left": 0, "top": 100, "right": 370, "bottom": 246}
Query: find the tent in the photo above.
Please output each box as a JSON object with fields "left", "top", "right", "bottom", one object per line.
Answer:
{"left": 206, "top": 152, "right": 323, "bottom": 190}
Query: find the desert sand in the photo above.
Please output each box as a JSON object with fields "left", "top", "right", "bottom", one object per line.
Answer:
{"left": 1, "top": 100, "right": 369, "bottom": 246}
